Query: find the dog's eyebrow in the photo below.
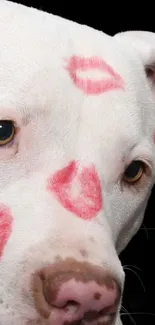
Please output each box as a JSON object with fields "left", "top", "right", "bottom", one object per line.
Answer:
{"left": 122, "top": 144, "right": 138, "bottom": 162}
{"left": 121, "top": 141, "right": 153, "bottom": 168}
{"left": 21, "top": 114, "right": 32, "bottom": 126}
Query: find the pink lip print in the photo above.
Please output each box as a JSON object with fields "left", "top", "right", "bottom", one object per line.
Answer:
{"left": 65, "top": 55, "right": 124, "bottom": 95}
{"left": 47, "top": 160, "right": 102, "bottom": 220}
{"left": 0, "top": 205, "right": 12, "bottom": 259}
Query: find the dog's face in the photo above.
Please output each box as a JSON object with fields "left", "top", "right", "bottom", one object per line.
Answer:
{"left": 0, "top": 2, "right": 155, "bottom": 325}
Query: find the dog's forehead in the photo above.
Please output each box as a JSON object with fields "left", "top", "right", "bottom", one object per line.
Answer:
{"left": 0, "top": 0, "right": 151, "bottom": 146}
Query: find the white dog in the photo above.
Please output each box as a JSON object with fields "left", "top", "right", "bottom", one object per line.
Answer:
{"left": 0, "top": 1, "right": 155, "bottom": 325}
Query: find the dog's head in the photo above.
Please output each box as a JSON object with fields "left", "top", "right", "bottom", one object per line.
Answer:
{"left": 0, "top": 1, "right": 155, "bottom": 325}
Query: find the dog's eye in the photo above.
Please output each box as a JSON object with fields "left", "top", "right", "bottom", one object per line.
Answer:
{"left": 0, "top": 120, "right": 15, "bottom": 146}
{"left": 123, "top": 160, "right": 145, "bottom": 184}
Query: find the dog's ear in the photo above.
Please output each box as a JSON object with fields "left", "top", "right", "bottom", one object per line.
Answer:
{"left": 114, "top": 31, "right": 155, "bottom": 93}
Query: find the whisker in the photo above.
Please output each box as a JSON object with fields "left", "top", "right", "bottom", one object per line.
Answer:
{"left": 140, "top": 223, "right": 149, "bottom": 239}
{"left": 123, "top": 264, "right": 142, "bottom": 272}
{"left": 140, "top": 226, "right": 155, "bottom": 231}
{"left": 120, "top": 306, "right": 136, "bottom": 325}
{"left": 121, "top": 312, "right": 155, "bottom": 317}
{"left": 123, "top": 266, "right": 145, "bottom": 292}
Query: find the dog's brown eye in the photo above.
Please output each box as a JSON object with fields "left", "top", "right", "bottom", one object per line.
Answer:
{"left": 0, "top": 120, "right": 15, "bottom": 146}
{"left": 123, "top": 160, "right": 145, "bottom": 184}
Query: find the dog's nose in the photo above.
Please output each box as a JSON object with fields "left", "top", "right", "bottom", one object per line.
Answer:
{"left": 32, "top": 259, "right": 121, "bottom": 325}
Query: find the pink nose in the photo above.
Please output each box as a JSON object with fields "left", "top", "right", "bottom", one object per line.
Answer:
{"left": 32, "top": 259, "right": 121, "bottom": 325}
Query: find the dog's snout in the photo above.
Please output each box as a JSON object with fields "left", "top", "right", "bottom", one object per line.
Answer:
{"left": 32, "top": 259, "right": 121, "bottom": 325}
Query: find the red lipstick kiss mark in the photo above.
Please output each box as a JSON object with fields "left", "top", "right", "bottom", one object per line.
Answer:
{"left": 65, "top": 55, "right": 124, "bottom": 95}
{"left": 47, "top": 161, "right": 102, "bottom": 220}
{"left": 0, "top": 205, "right": 12, "bottom": 258}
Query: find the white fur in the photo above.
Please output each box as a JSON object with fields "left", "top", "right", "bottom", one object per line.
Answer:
{"left": 0, "top": 1, "right": 155, "bottom": 324}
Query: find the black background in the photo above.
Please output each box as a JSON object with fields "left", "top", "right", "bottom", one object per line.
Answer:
{"left": 8, "top": 2, "right": 155, "bottom": 324}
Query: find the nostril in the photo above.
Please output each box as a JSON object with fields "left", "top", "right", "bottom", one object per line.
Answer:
{"left": 64, "top": 300, "right": 80, "bottom": 314}
{"left": 65, "top": 300, "right": 80, "bottom": 308}
{"left": 53, "top": 299, "right": 80, "bottom": 310}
